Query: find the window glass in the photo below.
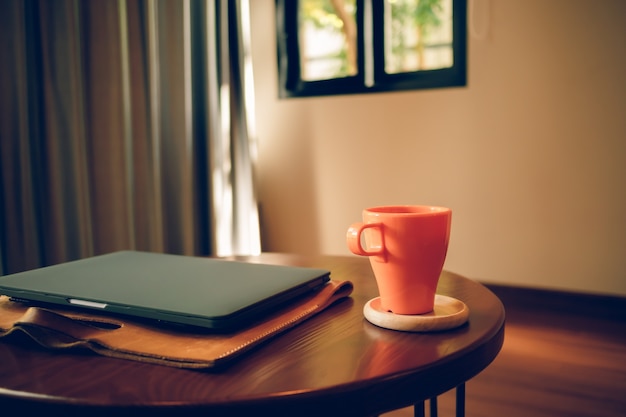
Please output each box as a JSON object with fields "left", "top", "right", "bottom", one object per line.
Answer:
{"left": 384, "top": 0, "right": 453, "bottom": 74}
{"left": 299, "top": 0, "right": 358, "bottom": 81}
{"left": 277, "top": 0, "right": 466, "bottom": 98}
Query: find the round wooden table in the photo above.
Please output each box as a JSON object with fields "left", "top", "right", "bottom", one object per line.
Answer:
{"left": 0, "top": 254, "right": 505, "bottom": 417}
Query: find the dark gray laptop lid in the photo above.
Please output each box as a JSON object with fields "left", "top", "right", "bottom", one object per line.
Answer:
{"left": 0, "top": 251, "right": 331, "bottom": 330}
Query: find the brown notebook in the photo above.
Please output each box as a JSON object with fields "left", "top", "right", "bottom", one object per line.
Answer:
{"left": 0, "top": 280, "right": 353, "bottom": 369}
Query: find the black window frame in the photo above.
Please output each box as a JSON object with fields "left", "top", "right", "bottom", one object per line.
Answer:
{"left": 276, "top": 0, "right": 467, "bottom": 98}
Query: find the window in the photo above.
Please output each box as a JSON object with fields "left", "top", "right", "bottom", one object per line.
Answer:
{"left": 276, "top": 0, "right": 467, "bottom": 98}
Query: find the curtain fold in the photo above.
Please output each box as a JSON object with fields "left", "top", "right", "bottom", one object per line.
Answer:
{"left": 0, "top": 0, "right": 261, "bottom": 275}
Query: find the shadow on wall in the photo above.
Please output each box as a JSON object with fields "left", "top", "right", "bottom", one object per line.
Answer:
{"left": 257, "top": 104, "right": 321, "bottom": 255}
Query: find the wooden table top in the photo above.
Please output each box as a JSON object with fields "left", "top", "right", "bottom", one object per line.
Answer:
{"left": 0, "top": 254, "right": 505, "bottom": 417}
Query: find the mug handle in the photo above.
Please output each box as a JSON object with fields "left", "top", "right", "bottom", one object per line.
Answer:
{"left": 346, "top": 222, "right": 386, "bottom": 262}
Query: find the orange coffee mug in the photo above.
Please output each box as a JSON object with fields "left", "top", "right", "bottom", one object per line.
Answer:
{"left": 346, "top": 205, "right": 451, "bottom": 315}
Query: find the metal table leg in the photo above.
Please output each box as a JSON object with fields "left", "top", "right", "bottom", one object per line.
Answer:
{"left": 430, "top": 396, "right": 438, "bottom": 417}
{"left": 414, "top": 400, "right": 425, "bottom": 417}
{"left": 456, "top": 383, "right": 465, "bottom": 417}
{"left": 412, "top": 383, "right": 465, "bottom": 417}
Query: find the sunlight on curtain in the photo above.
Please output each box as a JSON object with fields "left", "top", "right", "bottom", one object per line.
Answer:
{"left": 0, "top": 0, "right": 261, "bottom": 274}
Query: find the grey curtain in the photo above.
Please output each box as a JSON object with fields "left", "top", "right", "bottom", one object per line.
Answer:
{"left": 0, "top": 0, "right": 261, "bottom": 275}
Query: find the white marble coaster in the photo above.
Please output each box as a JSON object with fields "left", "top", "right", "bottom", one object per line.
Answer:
{"left": 363, "top": 294, "right": 470, "bottom": 332}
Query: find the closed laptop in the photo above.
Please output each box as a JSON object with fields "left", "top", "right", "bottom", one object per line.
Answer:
{"left": 0, "top": 251, "right": 331, "bottom": 331}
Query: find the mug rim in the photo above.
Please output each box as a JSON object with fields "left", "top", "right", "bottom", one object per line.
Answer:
{"left": 364, "top": 205, "right": 451, "bottom": 215}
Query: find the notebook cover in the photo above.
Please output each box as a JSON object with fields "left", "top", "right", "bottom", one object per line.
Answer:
{"left": 0, "top": 280, "right": 353, "bottom": 369}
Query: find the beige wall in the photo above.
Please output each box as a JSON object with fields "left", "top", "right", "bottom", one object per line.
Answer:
{"left": 249, "top": 0, "right": 626, "bottom": 296}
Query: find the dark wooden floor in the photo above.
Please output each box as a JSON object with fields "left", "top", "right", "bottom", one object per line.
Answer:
{"left": 383, "top": 284, "right": 626, "bottom": 417}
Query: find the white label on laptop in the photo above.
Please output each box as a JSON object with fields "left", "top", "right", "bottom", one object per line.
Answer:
{"left": 68, "top": 299, "right": 108, "bottom": 309}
